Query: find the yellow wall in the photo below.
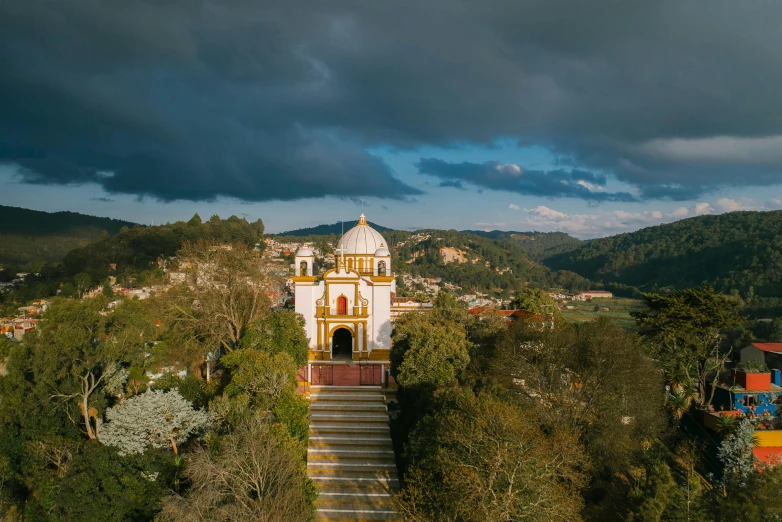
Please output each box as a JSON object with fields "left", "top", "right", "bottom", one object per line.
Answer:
{"left": 756, "top": 430, "right": 782, "bottom": 447}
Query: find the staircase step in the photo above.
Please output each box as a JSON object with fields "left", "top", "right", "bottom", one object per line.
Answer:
{"left": 308, "top": 462, "right": 397, "bottom": 473}
{"left": 316, "top": 503, "right": 400, "bottom": 520}
{"left": 308, "top": 386, "right": 399, "bottom": 521}
{"left": 317, "top": 488, "right": 395, "bottom": 502}
{"left": 311, "top": 402, "right": 388, "bottom": 412}
{"left": 310, "top": 475, "right": 400, "bottom": 487}
{"left": 310, "top": 421, "right": 390, "bottom": 429}
{"left": 310, "top": 434, "right": 391, "bottom": 441}
{"left": 309, "top": 449, "right": 396, "bottom": 460}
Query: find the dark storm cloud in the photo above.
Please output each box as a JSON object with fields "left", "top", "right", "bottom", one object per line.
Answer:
{"left": 417, "top": 159, "right": 637, "bottom": 202}
{"left": 90, "top": 197, "right": 116, "bottom": 203}
{"left": 2, "top": 1, "right": 782, "bottom": 202}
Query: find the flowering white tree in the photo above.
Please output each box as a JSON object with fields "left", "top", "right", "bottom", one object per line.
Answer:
{"left": 717, "top": 418, "right": 756, "bottom": 486}
{"left": 98, "top": 389, "right": 210, "bottom": 455}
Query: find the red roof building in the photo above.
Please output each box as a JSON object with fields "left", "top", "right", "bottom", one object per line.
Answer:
{"left": 740, "top": 343, "right": 782, "bottom": 372}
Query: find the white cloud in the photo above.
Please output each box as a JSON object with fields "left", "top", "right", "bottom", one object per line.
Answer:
{"left": 714, "top": 197, "right": 758, "bottom": 212}
{"left": 516, "top": 198, "right": 778, "bottom": 238}
{"left": 576, "top": 179, "right": 603, "bottom": 191}
{"left": 495, "top": 163, "right": 523, "bottom": 176}
{"left": 509, "top": 203, "right": 521, "bottom": 211}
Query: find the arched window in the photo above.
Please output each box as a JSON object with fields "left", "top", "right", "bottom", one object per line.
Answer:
{"left": 358, "top": 258, "right": 364, "bottom": 273}
{"left": 337, "top": 296, "right": 347, "bottom": 315}
{"left": 300, "top": 260, "right": 308, "bottom": 276}
{"left": 348, "top": 258, "right": 353, "bottom": 270}
{"left": 378, "top": 260, "right": 386, "bottom": 276}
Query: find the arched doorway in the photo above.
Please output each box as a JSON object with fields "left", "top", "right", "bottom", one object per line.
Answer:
{"left": 332, "top": 328, "right": 352, "bottom": 360}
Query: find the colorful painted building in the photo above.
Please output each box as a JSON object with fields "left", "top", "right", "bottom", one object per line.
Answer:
{"left": 706, "top": 369, "right": 782, "bottom": 466}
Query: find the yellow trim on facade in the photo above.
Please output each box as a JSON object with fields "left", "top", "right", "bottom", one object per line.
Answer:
{"left": 291, "top": 276, "right": 318, "bottom": 283}
{"left": 368, "top": 275, "right": 395, "bottom": 283}
{"left": 369, "top": 348, "right": 392, "bottom": 361}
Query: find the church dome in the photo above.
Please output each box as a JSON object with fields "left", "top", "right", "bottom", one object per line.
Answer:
{"left": 296, "top": 246, "right": 313, "bottom": 256}
{"left": 337, "top": 214, "right": 387, "bottom": 255}
{"left": 374, "top": 245, "right": 390, "bottom": 257}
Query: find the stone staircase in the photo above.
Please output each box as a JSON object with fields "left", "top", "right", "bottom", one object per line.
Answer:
{"left": 308, "top": 386, "right": 402, "bottom": 522}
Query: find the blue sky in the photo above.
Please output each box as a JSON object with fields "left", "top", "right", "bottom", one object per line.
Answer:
{"left": 2, "top": 2, "right": 782, "bottom": 238}
{"left": 4, "top": 142, "right": 779, "bottom": 238}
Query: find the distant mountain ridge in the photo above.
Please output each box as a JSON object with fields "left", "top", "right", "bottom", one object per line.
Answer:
{"left": 0, "top": 205, "right": 137, "bottom": 266}
{"left": 0, "top": 205, "right": 136, "bottom": 236}
{"left": 543, "top": 210, "right": 782, "bottom": 297}
{"left": 277, "top": 220, "right": 393, "bottom": 236}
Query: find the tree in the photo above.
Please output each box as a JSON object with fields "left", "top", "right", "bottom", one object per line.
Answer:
{"left": 101, "top": 277, "right": 114, "bottom": 298}
{"left": 251, "top": 218, "right": 265, "bottom": 237}
{"left": 488, "top": 318, "right": 666, "bottom": 475}
{"left": 188, "top": 213, "right": 202, "bottom": 226}
{"left": 396, "top": 391, "right": 587, "bottom": 522}
{"left": 769, "top": 317, "right": 782, "bottom": 342}
{"left": 159, "top": 417, "right": 315, "bottom": 522}
{"left": 390, "top": 310, "right": 471, "bottom": 388}
{"left": 74, "top": 272, "right": 91, "bottom": 298}
{"left": 221, "top": 349, "right": 298, "bottom": 409}
{"left": 241, "top": 310, "right": 309, "bottom": 366}
{"left": 161, "top": 241, "right": 274, "bottom": 363}
{"left": 59, "top": 282, "right": 77, "bottom": 298}
{"left": 26, "top": 444, "right": 174, "bottom": 522}
{"left": 510, "top": 287, "right": 559, "bottom": 312}
{"left": 717, "top": 419, "right": 756, "bottom": 487}
{"left": 21, "top": 297, "right": 130, "bottom": 440}
{"left": 633, "top": 287, "right": 742, "bottom": 408}
{"left": 98, "top": 389, "right": 210, "bottom": 455}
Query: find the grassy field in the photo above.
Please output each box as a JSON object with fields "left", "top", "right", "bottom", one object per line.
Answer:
{"left": 560, "top": 297, "right": 646, "bottom": 329}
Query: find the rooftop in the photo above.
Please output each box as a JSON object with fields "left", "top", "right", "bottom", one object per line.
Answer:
{"left": 750, "top": 343, "right": 782, "bottom": 353}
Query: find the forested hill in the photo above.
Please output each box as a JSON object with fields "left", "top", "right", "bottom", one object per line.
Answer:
{"left": 396, "top": 229, "right": 590, "bottom": 295}
{"left": 0, "top": 205, "right": 137, "bottom": 266}
{"left": 544, "top": 210, "right": 782, "bottom": 297}
{"left": 279, "top": 220, "right": 393, "bottom": 236}
{"left": 59, "top": 214, "right": 265, "bottom": 285}
{"left": 466, "top": 230, "right": 583, "bottom": 260}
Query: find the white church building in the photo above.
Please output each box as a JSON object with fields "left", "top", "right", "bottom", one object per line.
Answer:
{"left": 293, "top": 214, "right": 427, "bottom": 386}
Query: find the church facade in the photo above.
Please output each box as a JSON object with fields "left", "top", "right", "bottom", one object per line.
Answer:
{"left": 293, "top": 214, "right": 397, "bottom": 387}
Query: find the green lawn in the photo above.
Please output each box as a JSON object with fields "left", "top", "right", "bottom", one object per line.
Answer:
{"left": 560, "top": 297, "right": 645, "bottom": 330}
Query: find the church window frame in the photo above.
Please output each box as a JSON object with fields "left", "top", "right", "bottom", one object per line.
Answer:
{"left": 300, "top": 260, "right": 308, "bottom": 276}
{"left": 378, "top": 260, "right": 387, "bottom": 276}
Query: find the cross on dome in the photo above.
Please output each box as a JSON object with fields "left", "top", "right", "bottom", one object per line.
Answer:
{"left": 337, "top": 214, "right": 387, "bottom": 256}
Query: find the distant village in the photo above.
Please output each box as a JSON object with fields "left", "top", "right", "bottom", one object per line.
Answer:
{"left": 1, "top": 236, "right": 614, "bottom": 342}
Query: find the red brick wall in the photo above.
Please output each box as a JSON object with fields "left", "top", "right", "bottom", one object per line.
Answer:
{"left": 333, "top": 365, "right": 361, "bottom": 386}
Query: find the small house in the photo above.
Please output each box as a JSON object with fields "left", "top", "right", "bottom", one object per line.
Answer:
{"left": 739, "top": 343, "right": 782, "bottom": 371}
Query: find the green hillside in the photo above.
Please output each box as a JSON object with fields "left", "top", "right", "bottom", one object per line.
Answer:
{"left": 396, "top": 229, "right": 590, "bottom": 296}
{"left": 0, "top": 205, "right": 137, "bottom": 266}
{"left": 59, "top": 214, "right": 265, "bottom": 284}
{"left": 467, "top": 230, "right": 584, "bottom": 260}
{"left": 544, "top": 210, "right": 782, "bottom": 297}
